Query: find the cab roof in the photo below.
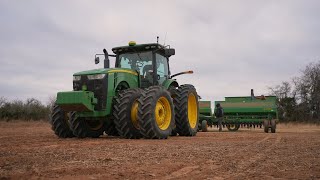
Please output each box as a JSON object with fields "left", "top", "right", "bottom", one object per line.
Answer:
{"left": 112, "top": 43, "right": 166, "bottom": 55}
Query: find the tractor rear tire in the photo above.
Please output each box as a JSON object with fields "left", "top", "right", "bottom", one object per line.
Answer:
{"left": 263, "top": 120, "right": 269, "bottom": 133}
{"left": 70, "top": 112, "right": 105, "bottom": 138}
{"left": 169, "top": 87, "right": 178, "bottom": 137}
{"left": 173, "top": 85, "right": 199, "bottom": 136}
{"left": 271, "top": 119, "right": 276, "bottom": 133}
{"left": 51, "top": 105, "right": 74, "bottom": 138}
{"left": 226, "top": 124, "right": 240, "bottom": 131}
{"left": 201, "top": 120, "right": 208, "bottom": 132}
{"left": 138, "top": 86, "right": 174, "bottom": 139}
{"left": 113, "top": 88, "right": 143, "bottom": 139}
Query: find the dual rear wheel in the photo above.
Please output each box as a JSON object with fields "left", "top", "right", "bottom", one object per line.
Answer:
{"left": 113, "top": 84, "right": 199, "bottom": 139}
{"left": 173, "top": 85, "right": 199, "bottom": 136}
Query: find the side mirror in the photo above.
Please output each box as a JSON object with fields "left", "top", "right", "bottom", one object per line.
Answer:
{"left": 164, "top": 48, "right": 175, "bottom": 57}
{"left": 95, "top": 57, "right": 100, "bottom": 64}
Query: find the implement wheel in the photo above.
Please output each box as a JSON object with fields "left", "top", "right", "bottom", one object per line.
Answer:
{"left": 174, "top": 84, "right": 199, "bottom": 136}
{"left": 271, "top": 119, "right": 276, "bottom": 133}
{"left": 51, "top": 104, "right": 74, "bottom": 138}
{"left": 201, "top": 120, "right": 208, "bottom": 132}
{"left": 138, "top": 86, "right": 174, "bottom": 139}
{"left": 70, "top": 112, "right": 105, "bottom": 138}
{"left": 113, "top": 88, "right": 142, "bottom": 139}
{"left": 226, "top": 124, "right": 240, "bottom": 132}
{"left": 263, "top": 120, "right": 269, "bottom": 133}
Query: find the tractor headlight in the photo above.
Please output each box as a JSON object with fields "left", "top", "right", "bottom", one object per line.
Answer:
{"left": 87, "top": 74, "right": 106, "bottom": 80}
{"left": 73, "top": 75, "right": 81, "bottom": 81}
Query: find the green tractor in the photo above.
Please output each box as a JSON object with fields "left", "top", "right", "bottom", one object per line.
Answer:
{"left": 51, "top": 41, "right": 199, "bottom": 139}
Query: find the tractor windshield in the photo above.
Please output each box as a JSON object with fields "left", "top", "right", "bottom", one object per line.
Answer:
{"left": 118, "top": 51, "right": 153, "bottom": 76}
{"left": 118, "top": 51, "right": 169, "bottom": 87}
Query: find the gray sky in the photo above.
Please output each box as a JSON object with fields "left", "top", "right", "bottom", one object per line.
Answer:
{"left": 0, "top": 0, "right": 319, "bottom": 104}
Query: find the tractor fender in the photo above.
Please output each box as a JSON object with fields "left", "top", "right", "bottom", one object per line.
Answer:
{"left": 162, "top": 79, "right": 179, "bottom": 90}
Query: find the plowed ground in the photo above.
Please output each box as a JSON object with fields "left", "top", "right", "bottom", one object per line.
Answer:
{"left": 0, "top": 121, "right": 319, "bottom": 179}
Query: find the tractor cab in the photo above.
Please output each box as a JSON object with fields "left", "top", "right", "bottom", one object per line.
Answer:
{"left": 112, "top": 42, "right": 175, "bottom": 88}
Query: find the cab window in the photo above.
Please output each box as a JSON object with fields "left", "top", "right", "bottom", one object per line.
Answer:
{"left": 156, "top": 53, "right": 169, "bottom": 84}
{"left": 118, "top": 51, "right": 152, "bottom": 75}
{"left": 118, "top": 51, "right": 154, "bottom": 87}
{"left": 119, "top": 57, "right": 131, "bottom": 69}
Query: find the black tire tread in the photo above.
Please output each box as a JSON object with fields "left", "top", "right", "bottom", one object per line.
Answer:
{"left": 51, "top": 105, "right": 74, "bottom": 138}
{"left": 113, "top": 88, "right": 142, "bottom": 139}
{"left": 70, "top": 112, "right": 105, "bottom": 138}
{"left": 173, "top": 84, "right": 199, "bottom": 136}
{"left": 138, "top": 86, "right": 174, "bottom": 139}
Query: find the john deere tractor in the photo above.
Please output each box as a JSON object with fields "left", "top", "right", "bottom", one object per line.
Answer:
{"left": 51, "top": 41, "right": 199, "bottom": 139}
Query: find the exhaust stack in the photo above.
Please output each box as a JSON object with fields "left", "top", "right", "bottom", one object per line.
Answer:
{"left": 103, "top": 49, "right": 110, "bottom": 68}
{"left": 251, "top": 89, "right": 254, "bottom": 100}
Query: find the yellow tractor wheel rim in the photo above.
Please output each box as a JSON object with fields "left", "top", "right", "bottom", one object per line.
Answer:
{"left": 130, "top": 100, "right": 139, "bottom": 129}
{"left": 155, "top": 97, "right": 172, "bottom": 130}
{"left": 188, "top": 93, "right": 198, "bottom": 129}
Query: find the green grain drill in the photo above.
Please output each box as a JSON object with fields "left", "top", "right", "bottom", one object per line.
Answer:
{"left": 51, "top": 40, "right": 199, "bottom": 139}
{"left": 199, "top": 89, "right": 278, "bottom": 133}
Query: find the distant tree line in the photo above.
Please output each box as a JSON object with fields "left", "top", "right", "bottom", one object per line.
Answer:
{"left": 0, "top": 97, "right": 53, "bottom": 121}
{"left": 269, "top": 61, "right": 320, "bottom": 123}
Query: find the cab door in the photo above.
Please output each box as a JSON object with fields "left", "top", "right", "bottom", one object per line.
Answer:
{"left": 155, "top": 53, "right": 170, "bottom": 85}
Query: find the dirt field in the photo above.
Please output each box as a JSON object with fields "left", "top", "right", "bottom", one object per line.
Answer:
{"left": 0, "top": 121, "right": 319, "bottom": 180}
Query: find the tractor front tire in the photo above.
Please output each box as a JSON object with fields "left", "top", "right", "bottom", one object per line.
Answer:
{"left": 174, "top": 85, "right": 199, "bottom": 136}
{"left": 113, "top": 88, "right": 143, "bottom": 139}
{"left": 138, "top": 86, "right": 174, "bottom": 139}
{"left": 51, "top": 105, "right": 74, "bottom": 138}
{"left": 70, "top": 112, "right": 105, "bottom": 138}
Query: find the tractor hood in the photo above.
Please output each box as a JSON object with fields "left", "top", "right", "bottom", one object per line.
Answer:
{"left": 73, "top": 68, "right": 138, "bottom": 76}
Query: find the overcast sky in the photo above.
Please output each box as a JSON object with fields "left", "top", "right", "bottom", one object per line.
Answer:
{"left": 0, "top": 0, "right": 319, "bottom": 104}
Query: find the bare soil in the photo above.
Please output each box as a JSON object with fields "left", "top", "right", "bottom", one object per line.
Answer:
{"left": 0, "top": 121, "right": 319, "bottom": 180}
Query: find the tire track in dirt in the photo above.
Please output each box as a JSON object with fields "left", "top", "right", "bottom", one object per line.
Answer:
{"left": 201, "top": 134, "right": 275, "bottom": 179}
{"left": 163, "top": 165, "right": 200, "bottom": 180}
{"left": 229, "top": 134, "right": 282, "bottom": 178}
{"left": 201, "top": 133, "right": 281, "bottom": 179}
{"left": 224, "top": 134, "right": 272, "bottom": 158}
